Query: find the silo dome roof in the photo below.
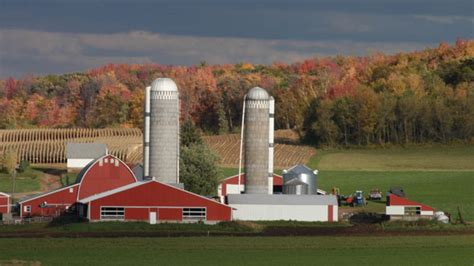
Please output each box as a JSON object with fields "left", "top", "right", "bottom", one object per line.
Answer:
{"left": 247, "top": 87, "right": 270, "bottom": 100}
{"left": 151, "top": 78, "right": 178, "bottom": 92}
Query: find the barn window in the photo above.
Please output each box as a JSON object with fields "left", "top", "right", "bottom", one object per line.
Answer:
{"left": 69, "top": 187, "right": 74, "bottom": 193}
{"left": 182, "top": 208, "right": 206, "bottom": 220}
{"left": 100, "top": 207, "right": 125, "bottom": 220}
{"left": 24, "top": 205, "right": 31, "bottom": 213}
{"left": 404, "top": 206, "right": 421, "bottom": 215}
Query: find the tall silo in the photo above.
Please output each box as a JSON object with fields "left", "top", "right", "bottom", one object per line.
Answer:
{"left": 147, "top": 78, "right": 180, "bottom": 183}
{"left": 243, "top": 87, "right": 272, "bottom": 194}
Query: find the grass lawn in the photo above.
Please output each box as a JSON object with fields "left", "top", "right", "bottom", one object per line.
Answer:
{"left": 0, "top": 168, "right": 42, "bottom": 193}
{"left": 0, "top": 236, "right": 472, "bottom": 265}
{"left": 310, "top": 144, "right": 474, "bottom": 171}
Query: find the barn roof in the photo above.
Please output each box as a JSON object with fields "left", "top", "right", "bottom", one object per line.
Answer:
{"left": 0, "top": 192, "right": 10, "bottom": 197}
{"left": 18, "top": 183, "right": 79, "bottom": 204}
{"left": 78, "top": 181, "right": 148, "bottom": 204}
{"left": 79, "top": 180, "right": 232, "bottom": 209}
{"left": 66, "top": 143, "right": 107, "bottom": 159}
{"left": 227, "top": 194, "right": 337, "bottom": 205}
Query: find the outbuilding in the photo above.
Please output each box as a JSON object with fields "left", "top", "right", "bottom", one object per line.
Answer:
{"left": 18, "top": 184, "right": 79, "bottom": 218}
{"left": 78, "top": 180, "right": 232, "bottom": 224}
{"left": 228, "top": 194, "right": 338, "bottom": 222}
{"left": 66, "top": 143, "right": 107, "bottom": 171}
{"left": 0, "top": 192, "right": 11, "bottom": 214}
{"left": 385, "top": 194, "right": 435, "bottom": 220}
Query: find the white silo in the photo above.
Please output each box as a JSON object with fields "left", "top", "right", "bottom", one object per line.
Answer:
{"left": 240, "top": 87, "right": 274, "bottom": 194}
{"left": 144, "top": 78, "right": 180, "bottom": 183}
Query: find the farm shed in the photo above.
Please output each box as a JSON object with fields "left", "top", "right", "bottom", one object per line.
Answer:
{"left": 66, "top": 143, "right": 108, "bottom": 171}
{"left": 78, "top": 180, "right": 232, "bottom": 224}
{"left": 0, "top": 192, "right": 11, "bottom": 214}
{"left": 218, "top": 173, "right": 283, "bottom": 199}
{"left": 385, "top": 194, "right": 434, "bottom": 220}
{"left": 228, "top": 194, "right": 338, "bottom": 222}
{"left": 18, "top": 184, "right": 79, "bottom": 218}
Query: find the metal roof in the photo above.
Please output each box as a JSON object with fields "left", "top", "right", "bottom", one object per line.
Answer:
{"left": 132, "top": 164, "right": 144, "bottom": 181}
{"left": 66, "top": 143, "right": 107, "bottom": 159}
{"left": 246, "top": 87, "right": 270, "bottom": 100}
{"left": 151, "top": 78, "right": 178, "bottom": 92}
{"left": 18, "top": 183, "right": 79, "bottom": 203}
{"left": 286, "top": 164, "right": 314, "bottom": 175}
{"left": 227, "top": 194, "right": 337, "bottom": 205}
{"left": 78, "top": 181, "right": 149, "bottom": 204}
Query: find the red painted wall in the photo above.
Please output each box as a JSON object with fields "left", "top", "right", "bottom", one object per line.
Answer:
{"left": 124, "top": 208, "right": 149, "bottom": 220}
{"left": 77, "top": 155, "right": 136, "bottom": 200}
{"left": 19, "top": 184, "right": 79, "bottom": 218}
{"left": 88, "top": 181, "right": 231, "bottom": 222}
{"left": 328, "top": 205, "right": 333, "bottom": 222}
{"left": 0, "top": 195, "right": 9, "bottom": 214}
{"left": 159, "top": 208, "right": 182, "bottom": 221}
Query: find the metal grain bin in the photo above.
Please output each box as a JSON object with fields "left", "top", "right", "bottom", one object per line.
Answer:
{"left": 282, "top": 165, "right": 318, "bottom": 195}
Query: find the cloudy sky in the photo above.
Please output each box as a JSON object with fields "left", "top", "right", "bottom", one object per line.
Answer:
{"left": 0, "top": 0, "right": 472, "bottom": 77}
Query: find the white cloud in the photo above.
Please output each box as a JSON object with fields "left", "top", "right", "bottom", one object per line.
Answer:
{"left": 0, "top": 29, "right": 436, "bottom": 77}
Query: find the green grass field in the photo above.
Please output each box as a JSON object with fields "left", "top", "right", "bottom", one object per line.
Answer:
{"left": 0, "top": 236, "right": 472, "bottom": 265}
{"left": 0, "top": 168, "right": 42, "bottom": 193}
{"left": 311, "top": 144, "right": 474, "bottom": 171}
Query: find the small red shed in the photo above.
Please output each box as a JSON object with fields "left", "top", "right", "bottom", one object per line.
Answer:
{"left": 0, "top": 192, "right": 11, "bottom": 214}
{"left": 386, "top": 194, "right": 435, "bottom": 218}
{"left": 79, "top": 180, "right": 232, "bottom": 224}
{"left": 18, "top": 184, "right": 79, "bottom": 218}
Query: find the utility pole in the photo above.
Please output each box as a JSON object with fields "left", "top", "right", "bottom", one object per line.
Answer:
{"left": 11, "top": 167, "right": 17, "bottom": 212}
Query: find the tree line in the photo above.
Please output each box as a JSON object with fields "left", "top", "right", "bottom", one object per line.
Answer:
{"left": 0, "top": 39, "right": 472, "bottom": 147}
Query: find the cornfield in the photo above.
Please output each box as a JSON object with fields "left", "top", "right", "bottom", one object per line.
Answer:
{"left": 0, "top": 128, "right": 315, "bottom": 168}
{"left": 203, "top": 131, "right": 316, "bottom": 168}
{"left": 0, "top": 128, "right": 142, "bottom": 164}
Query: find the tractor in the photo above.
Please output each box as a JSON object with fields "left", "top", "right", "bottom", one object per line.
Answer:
{"left": 344, "top": 190, "right": 366, "bottom": 206}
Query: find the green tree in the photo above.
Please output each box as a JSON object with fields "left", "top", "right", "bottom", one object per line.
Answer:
{"left": 180, "top": 144, "right": 220, "bottom": 196}
{"left": 2, "top": 149, "right": 17, "bottom": 174}
{"left": 179, "top": 120, "right": 219, "bottom": 195}
{"left": 181, "top": 120, "right": 203, "bottom": 147}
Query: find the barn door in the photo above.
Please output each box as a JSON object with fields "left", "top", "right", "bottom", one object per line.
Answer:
{"left": 149, "top": 211, "right": 157, "bottom": 225}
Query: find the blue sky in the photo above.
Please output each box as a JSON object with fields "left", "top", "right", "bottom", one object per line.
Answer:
{"left": 0, "top": 0, "right": 472, "bottom": 77}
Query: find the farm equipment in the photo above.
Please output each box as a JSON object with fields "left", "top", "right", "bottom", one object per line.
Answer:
{"left": 351, "top": 190, "right": 366, "bottom": 206}
{"left": 332, "top": 188, "right": 366, "bottom": 207}
{"left": 368, "top": 189, "right": 382, "bottom": 200}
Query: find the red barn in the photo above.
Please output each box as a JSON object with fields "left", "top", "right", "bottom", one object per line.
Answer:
{"left": 386, "top": 194, "right": 435, "bottom": 219}
{"left": 218, "top": 173, "right": 283, "bottom": 199}
{"left": 0, "top": 192, "right": 10, "bottom": 214}
{"left": 18, "top": 154, "right": 136, "bottom": 218}
{"left": 78, "top": 180, "right": 232, "bottom": 223}
{"left": 76, "top": 154, "right": 137, "bottom": 200}
{"left": 18, "top": 184, "right": 79, "bottom": 218}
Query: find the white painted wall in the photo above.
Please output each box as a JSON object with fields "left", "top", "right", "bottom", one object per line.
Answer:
{"left": 386, "top": 206, "right": 404, "bottom": 215}
{"left": 332, "top": 205, "right": 338, "bottom": 221}
{"left": 226, "top": 184, "right": 244, "bottom": 195}
{"left": 386, "top": 206, "right": 434, "bottom": 216}
{"left": 67, "top": 158, "right": 94, "bottom": 169}
{"left": 230, "top": 204, "right": 335, "bottom": 222}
